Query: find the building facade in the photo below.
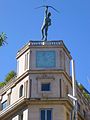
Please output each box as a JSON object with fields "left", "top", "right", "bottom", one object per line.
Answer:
{"left": 0, "top": 40, "right": 90, "bottom": 120}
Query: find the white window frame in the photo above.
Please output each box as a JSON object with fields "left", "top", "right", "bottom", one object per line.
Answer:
{"left": 38, "top": 79, "right": 53, "bottom": 94}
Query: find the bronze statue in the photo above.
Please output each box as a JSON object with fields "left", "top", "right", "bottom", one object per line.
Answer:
{"left": 41, "top": 6, "right": 51, "bottom": 41}
{"left": 35, "top": 5, "right": 59, "bottom": 41}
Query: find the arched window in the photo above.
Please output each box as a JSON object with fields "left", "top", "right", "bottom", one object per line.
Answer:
{"left": 19, "top": 85, "right": 23, "bottom": 97}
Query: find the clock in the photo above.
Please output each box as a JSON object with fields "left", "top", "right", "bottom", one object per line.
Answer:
{"left": 36, "top": 51, "right": 56, "bottom": 68}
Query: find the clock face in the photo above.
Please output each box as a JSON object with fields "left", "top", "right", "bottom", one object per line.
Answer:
{"left": 36, "top": 51, "right": 56, "bottom": 68}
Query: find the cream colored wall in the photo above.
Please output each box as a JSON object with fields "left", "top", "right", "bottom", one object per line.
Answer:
{"left": 10, "top": 76, "right": 29, "bottom": 104}
{"left": 17, "top": 50, "right": 30, "bottom": 77}
{"left": 0, "top": 75, "right": 29, "bottom": 106}
{"left": 30, "top": 48, "right": 61, "bottom": 69}
{"left": 30, "top": 48, "right": 70, "bottom": 75}
{"left": 28, "top": 104, "right": 66, "bottom": 120}
{"left": 62, "top": 75, "right": 72, "bottom": 98}
{"left": 30, "top": 74, "right": 62, "bottom": 98}
{"left": 17, "top": 54, "right": 24, "bottom": 76}
{"left": 65, "top": 53, "right": 70, "bottom": 75}
{"left": 17, "top": 46, "right": 71, "bottom": 77}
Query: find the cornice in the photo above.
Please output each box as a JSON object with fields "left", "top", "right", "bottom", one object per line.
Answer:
{"left": 0, "top": 70, "right": 29, "bottom": 95}
{"left": 0, "top": 69, "right": 72, "bottom": 95}
{"left": 0, "top": 97, "right": 73, "bottom": 120}
{"left": 28, "top": 69, "right": 72, "bottom": 85}
{"left": 0, "top": 97, "right": 27, "bottom": 120}
{"left": 26, "top": 97, "right": 73, "bottom": 111}
{"left": 0, "top": 97, "right": 88, "bottom": 120}
{"left": 16, "top": 40, "right": 72, "bottom": 60}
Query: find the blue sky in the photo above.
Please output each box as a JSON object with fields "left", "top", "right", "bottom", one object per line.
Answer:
{"left": 0, "top": 0, "right": 90, "bottom": 92}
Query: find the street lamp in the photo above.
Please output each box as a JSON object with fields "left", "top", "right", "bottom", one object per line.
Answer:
{"left": 68, "top": 60, "right": 78, "bottom": 120}
{"left": 68, "top": 94, "right": 77, "bottom": 101}
{"left": 68, "top": 94, "right": 77, "bottom": 120}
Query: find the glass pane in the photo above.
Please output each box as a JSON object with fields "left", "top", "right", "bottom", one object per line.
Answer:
{"left": 47, "top": 110, "right": 51, "bottom": 120}
{"left": 41, "top": 83, "right": 50, "bottom": 91}
{"left": 21, "top": 114, "right": 23, "bottom": 120}
{"left": 36, "top": 51, "right": 56, "bottom": 68}
{"left": 19, "top": 85, "right": 23, "bottom": 97}
{"left": 2, "top": 101, "right": 7, "bottom": 110}
{"left": 41, "top": 110, "right": 45, "bottom": 120}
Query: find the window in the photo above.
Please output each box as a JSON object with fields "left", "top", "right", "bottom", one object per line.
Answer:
{"left": 77, "top": 102, "right": 80, "bottom": 111}
{"left": 17, "top": 60, "right": 19, "bottom": 75}
{"left": 19, "top": 113, "right": 23, "bottom": 120}
{"left": 40, "top": 109, "right": 52, "bottom": 120}
{"left": 19, "top": 85, "right": 23, "bottom": 97}
{"left": 2, "top": 100, "right": 7, "bottom": 110}
{"left": 25, "top": 53, "right": 29, "bottom": 70}
{"left": 36, "top": 51, "right": 56, "bottom": 68}
{"left": 41, "top": 83, "right": 50, "bottom": 91}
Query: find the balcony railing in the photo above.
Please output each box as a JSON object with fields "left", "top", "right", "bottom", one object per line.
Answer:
{"left": 0, "top": 96, "right": 25, "bottom": 118}
{"left": 29, "top": 40, "right": 63, "bottom": 46}
{"left": 0, "top": 76, "right": 17, "bottom": 94}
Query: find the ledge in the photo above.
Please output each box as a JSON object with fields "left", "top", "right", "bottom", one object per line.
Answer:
{"left": 16, "top": 40, "right": 72, "bottom": 59}
{"left": 0, "top": 97, "right": 72, "bottom": 119}
{"left": 0, "top": 96, "right": 26, "bottom": 119}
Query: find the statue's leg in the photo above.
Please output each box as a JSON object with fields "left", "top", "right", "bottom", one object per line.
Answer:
{"left": 45, "top": 27, "right": 48, "bottom": 41}
{"left": 41, "top": 26, "right": 45, "bottom": 40}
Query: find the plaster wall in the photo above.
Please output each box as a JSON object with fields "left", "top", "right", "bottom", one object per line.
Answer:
{"left": 10, "top": 76, "right": 29, "bottom": 104}
{"left": 28, "top": 104, "right": 66, "bottom": 120}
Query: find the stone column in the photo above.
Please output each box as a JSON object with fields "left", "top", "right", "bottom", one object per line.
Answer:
{"left": 7, "top": 89, "right": 12, "bottom": 106}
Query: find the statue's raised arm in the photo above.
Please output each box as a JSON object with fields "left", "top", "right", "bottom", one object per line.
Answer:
{"left": 41, "top": 6, "right": 51, "bottom": 41}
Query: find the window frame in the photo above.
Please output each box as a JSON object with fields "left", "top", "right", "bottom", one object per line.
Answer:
{"left": 24, "top": 52, "right": 29, "bottom": 70}
{"left": 40, "top": 109, "right": 52, "bottom": 120}
{"left": 37, "top": 79, "right": 53, "bottom": 94}
{"left": 19, "top": 85, "right": 24, "bottom": 98}
{"left": 19, "top": 112, "right": 23, "bottom": 120}
{"left": 41, "top": 83, "right": 51, "bottom": 91}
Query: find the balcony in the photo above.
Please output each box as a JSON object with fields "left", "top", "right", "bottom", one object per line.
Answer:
{"left": 0, "top": 96, "right": 26, "bottom": 118}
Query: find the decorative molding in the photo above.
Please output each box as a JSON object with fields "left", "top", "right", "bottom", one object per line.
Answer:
{"left": 36, "top": 74, "right": 55, "bottom": 80}
{"left": 6, "top": 89, "right": 12, "bottom": 95}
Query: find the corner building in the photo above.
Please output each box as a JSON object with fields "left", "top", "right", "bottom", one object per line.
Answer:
{"left": 0, "top": 40, "right": 90, "bottom": 120}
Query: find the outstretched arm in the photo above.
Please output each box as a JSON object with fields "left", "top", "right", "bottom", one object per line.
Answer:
{"left": 45, "top": 6, "right": 48, "bottom": 18}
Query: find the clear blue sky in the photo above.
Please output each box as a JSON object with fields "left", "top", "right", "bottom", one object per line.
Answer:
{"left": 0, "top": 0, "right": 90, "bottom": 92}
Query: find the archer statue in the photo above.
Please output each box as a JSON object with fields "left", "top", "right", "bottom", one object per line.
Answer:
{"left": 41, "top": 6, "right": 51, "bottom": 41}
{"left": 36, "top": 5, "right": 59, "bottom": 41}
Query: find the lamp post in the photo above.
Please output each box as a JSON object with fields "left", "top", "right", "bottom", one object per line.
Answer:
{"left": 68, "top": 94, "right": 77, "bottom": 120}
{"left": 68, "top": 60, "right": 78, "bottom": 120}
